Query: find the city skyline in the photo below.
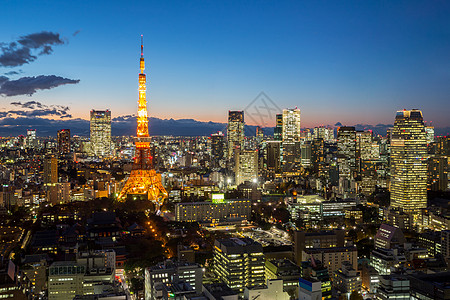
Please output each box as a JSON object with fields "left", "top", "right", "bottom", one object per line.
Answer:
{"left": 1, "top": 1, "right": 450, "bottom": 132}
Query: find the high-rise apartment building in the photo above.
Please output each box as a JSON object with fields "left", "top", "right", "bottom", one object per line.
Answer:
{"left": 235, "top": 149, "right": 258, "bottom": 185}
{"left": 213, "top": 238, "right": 265, "bottom": 292}
{"left": 227, "top": 111, "right": 244, "bottom": 160}
{"left": 57, "top": 129, "right": 71, "bottom": 155}
{"left": 390, "top": 109, "right": 427, "bottom": 216}
{"left": 90, "top": 109, "right": 112, "bottom": 157}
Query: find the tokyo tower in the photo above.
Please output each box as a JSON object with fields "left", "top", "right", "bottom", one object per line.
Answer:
{"left": 118, "top": 36, "right": 168, "bottom": 207}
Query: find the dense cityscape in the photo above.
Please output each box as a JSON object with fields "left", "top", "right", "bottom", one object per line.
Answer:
{"left": 1, "top": 38, "right": 449, "bottom": 300}
{"left": 1, "top": 2, "right": 450, "bottom": 300}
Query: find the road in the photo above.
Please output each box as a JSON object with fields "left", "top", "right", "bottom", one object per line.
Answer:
{"left": 116, "top": 269, "right": 133, "bottom": 300}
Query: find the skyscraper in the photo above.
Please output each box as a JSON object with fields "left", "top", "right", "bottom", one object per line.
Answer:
{"left": 44, "top": 156, "right": 58, "bottom": 204}
{"left": 337, "top": 127, "right": 356, "bottom": 195}
{"left": 90, "top": 110, "right": 111, "bottom": 157}
{"left": 235, "top": 149, "right": 258, "bottom": 185}
{"left": 43, "top": 157, "right": 58, "bottom": 184}
{"left": 425, "top": 126, "right": 435, "bottom": 144}
{"left": 282, "top": 108, "right": 301, "bottom": 142}
{"left": 274, "top": 113, "right": 283, "bottom": 141}
{"left": 337, "top": 127, "right": 356, "bottom": 176}
{"left": 227, "top": 111, "right": 244, "bottom": 160}
{"left": 313, "top": 126, "right": 334, "bottom": 142}
{"left": 264, "top": 141, "right": 281, "bottom": 179}
{"left": 356, "top": 130, "right": 373, "bottom": 174}
{"left": 57, "top": 129, "right": 71, "bottom": 155}
{"left": 25, "top": 129, "right": 37, "bottom": 148}
{"left": 390, "top": 109, "right": 427, "bottom": 216}
{"left": 282, "top": 108, "right": 301, "bottom": 176}
{"left": 26, "top": 129, "right": 37, "bottom": 148}
{"left": 210, "top": 131, "right": 225, "bottom": 168}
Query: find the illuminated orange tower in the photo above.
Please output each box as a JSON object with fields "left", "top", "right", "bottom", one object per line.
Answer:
{"left": 118, "top": 36, "right": 168, "bottom": 207}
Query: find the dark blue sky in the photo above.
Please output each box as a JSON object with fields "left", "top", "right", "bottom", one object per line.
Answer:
{"left": 1, "top": 0, "right": 450, "bottom": 128}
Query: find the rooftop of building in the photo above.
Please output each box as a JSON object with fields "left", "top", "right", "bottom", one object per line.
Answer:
{"left": 203, "top": 282, "right": 238, "bottom": 297}
{"left": 409, "top": 271, "right": 450, "bottom": 289}
{"left": 215, "top": 237, "right": 263, "bottom": 254}
{"left": 303, "top": 246, "right": 357, "bottom": 254}
{"left": 148, "top": 259, "right": 200, "bottom": 272}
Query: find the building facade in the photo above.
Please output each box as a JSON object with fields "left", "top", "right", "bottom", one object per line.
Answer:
{"left": 90, "top": 110, "right": 112, "bottom": 157}
{"left": 213, "top": 238, "right": 265, "bottom": 292}
{"left": 227, "top": 111, "right": 244, "bottom": 161}
{"left": 390, "top": 109, "right": 427, "bottom": 217}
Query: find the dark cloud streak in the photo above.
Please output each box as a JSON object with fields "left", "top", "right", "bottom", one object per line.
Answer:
{"left": 0, "top": 75, "right": 80, "bottom": 96}
{"left": 1, "top": 100, "right": 71, "bottom": 119}
{"left": 0, "top": 31, "right": 65, "bottom": 67}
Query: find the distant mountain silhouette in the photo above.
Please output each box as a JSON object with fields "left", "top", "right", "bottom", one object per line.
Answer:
{"left": 0, "top": 116, "right": 449, "bottom": 137}
{"left": 0, "top": 116, "right": 274, "bottom": 137}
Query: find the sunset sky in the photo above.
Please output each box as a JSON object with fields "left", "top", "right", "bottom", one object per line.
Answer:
{"left": 1, "top": 0, "right": 450, "bottom": 129}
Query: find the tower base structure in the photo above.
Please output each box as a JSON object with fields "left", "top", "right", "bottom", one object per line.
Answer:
{"left": 118, "top": 169, "right": 168, "bottom": 208}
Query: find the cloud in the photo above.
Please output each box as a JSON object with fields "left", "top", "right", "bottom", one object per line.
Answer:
{"left": 1, "top": 101, "right": 71, "bottom": 119}
{"left": 17, "top": 31, "right": 64, "bottom": 49}
{"left": 11, "top": 100, "right": 44, "bottom": 109}
{"left": 0, "top": 75, "right": 80, "bottom": 96}
{"left": 0, "top": 31, "right": 65, "bottom": 67}
{"left": 0, "top": 46, "right": 36, "bottom": 67}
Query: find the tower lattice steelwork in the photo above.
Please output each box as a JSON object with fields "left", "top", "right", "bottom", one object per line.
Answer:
{"left": 118, "top": 36, "right": 168, "bottom": 206}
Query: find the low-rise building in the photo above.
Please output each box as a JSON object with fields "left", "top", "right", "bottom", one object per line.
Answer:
{"left": 294, "top": 230, "right": 345, "bottom": 264}
{"left": 409, "top": 271, "right": 450, "bottom": 300}
{"left": 302, "top": 247, "right": 357, "bottom": 276}
{"left": 333, "top": 262, "right": 362, "bottom": 298}
{"left": 265, "top": 259, "right": 301, "bottom": 297}
{"left": 370, "top": 248, "right": 406, "bottom": 275}
{"left": 374, "top": 224, "right": 405, "bottom": 250}
{"left": 298, "top": 277, "right": 322, "bottom": 300}
{"left": 375, "top": 274, "right": 410, "bottom": 300}
{"left": 243, "top": 279, "right": 289, "bottom": 300}
{"left": 175, "top": 199, "right": 251, "bottom": 224}
{"left": 144, "top": 259, "right": 203, "bottom": 300}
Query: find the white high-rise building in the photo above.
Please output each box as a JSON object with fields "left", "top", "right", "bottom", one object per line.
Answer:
{"left": 26, "top": 129, "right": 37, "bottom": 148}
{"left": 90, "top": 110, "right": 112, "bottom": 157}
{"left": 282, "top": 108, "right": 301, "bottom": 142}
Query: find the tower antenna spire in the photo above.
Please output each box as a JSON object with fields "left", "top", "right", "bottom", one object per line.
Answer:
{"left": 140, "top": 34, "right": 144, "bottom": 58}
